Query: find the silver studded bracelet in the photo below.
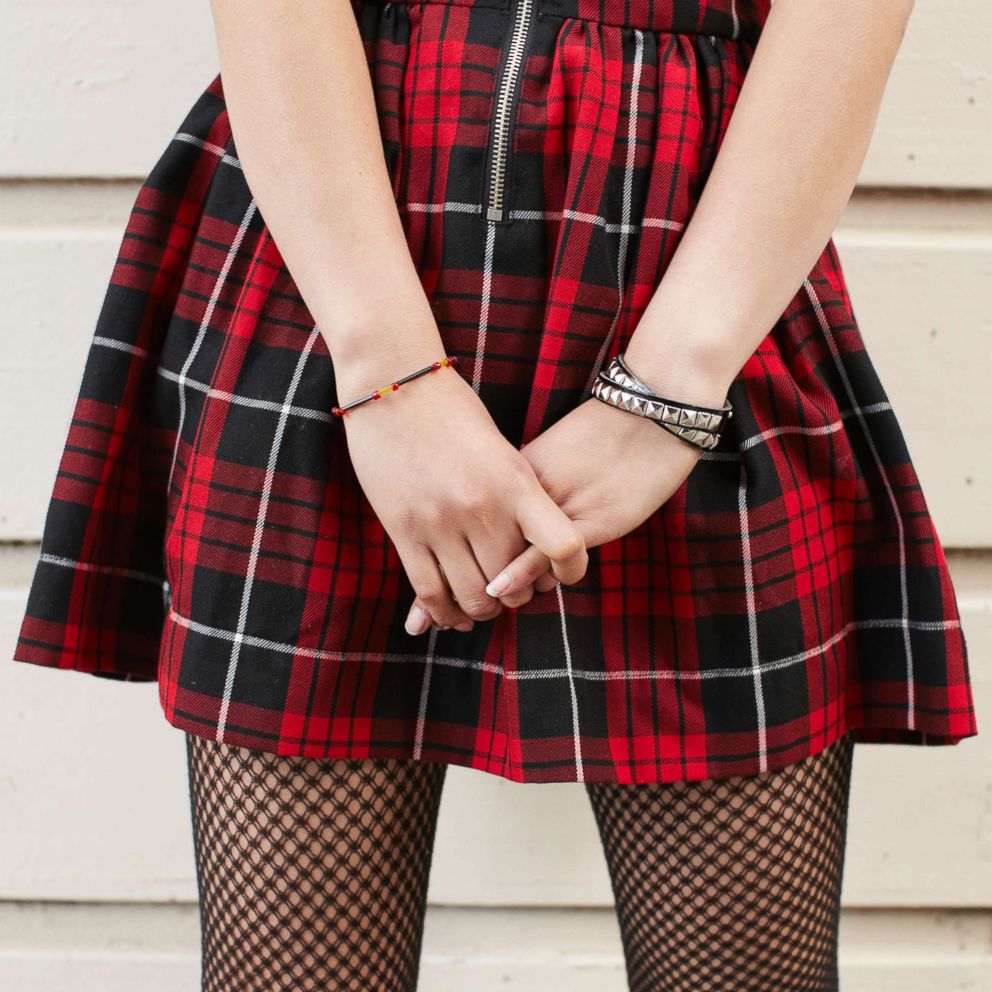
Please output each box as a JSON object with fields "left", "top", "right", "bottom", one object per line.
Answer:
{"left": 590, "top": 353, "right": 733, "bottom": 452}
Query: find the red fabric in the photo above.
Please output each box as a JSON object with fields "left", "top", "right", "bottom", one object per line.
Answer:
{"left": 13, "top": 0, "right": 978, "bottom": 783}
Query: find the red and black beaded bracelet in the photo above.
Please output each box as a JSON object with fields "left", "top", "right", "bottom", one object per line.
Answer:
{"left": 331, "top": 355, "right": 459, "bottom": 418}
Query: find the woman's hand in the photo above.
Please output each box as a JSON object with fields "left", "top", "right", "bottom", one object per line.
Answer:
{"left": 337, "top": 356, "right": 589, "bottom": 635}
{"left": 482, "top": 395, "right": 706, "bottom": 599}
{"left": 399, "top": 387, "right": 706, "bottom": 625}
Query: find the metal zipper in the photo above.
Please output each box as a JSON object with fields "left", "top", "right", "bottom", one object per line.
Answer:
{"left": 484, "top": 0, "right": 534, "bottom": 222}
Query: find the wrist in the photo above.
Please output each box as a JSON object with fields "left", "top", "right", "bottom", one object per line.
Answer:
{"left": 323, "top": 303, "right": 449, "bottom": 402}
{"left": 620, "top": 333, "right": 737, "bottom": 410}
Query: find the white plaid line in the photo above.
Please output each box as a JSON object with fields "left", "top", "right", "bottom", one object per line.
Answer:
{"left": 170, "top": 131, "right": 686, "bottom": 234}
{"left": 698, "top": 402, "right": 895, "bottom": 460}
{"left": 731, "top": 0, "right": 740, "bottom": 39}
{"left": 555, "top": 581, "right": 585, "bottom": 781}
{"left": 91, "top": 336, "right": 151, "bottom": 359}
{"left": 406, "top": 201, "right": 685, "bottom": 233}
{"left": 167, "top": 607, "right": 958, "bottom": 682}
{"left": 583, "top": 28, "right": 645, "bottom": 399}
{"left": 739, "top": 465, "right": 769, "bottom": 771}
{"left": 405, "top": 201, "right": 480, "bottom": 215}
{"left": 156, "top": 367, "right": 334, "bottom": 423}
{"left": 735, "top": 403, "right": 893, "bottom": 451}
{"left": 167, "top": 199, "right": 258, "bottom": 497}
{"left": 509, "top": 207, "right": 684, "bottom": 234}
{"left": 739, "top": 420, "right": 842, "bottom": 448}
{"left": 174, "top": 132, "right": 242, "bottom": 169}
{"left": 216, "top": 325, "right": 321, "bottom": 743}
{"left": 38, "top": 552, "right": 167, "bottom": 589}
{"left": 170, "top": 605, "right": 505, "bottom": 672}
{"left": 803, "top": 278, "right": 914, "bottom": 725}
{"left": 474, "top": 220, "right": 498, "bottom": 392}
{"left": 557, "top": 27, "right": 646, "bottom": 782}
{"left": 413, "top": 624, "right": 440, "bottom": 761}
{"left": 639, "top": 217, "right": 687, "bottom": 231}
{"left": 510, "top": 617, "right": 961, "bottom": 681}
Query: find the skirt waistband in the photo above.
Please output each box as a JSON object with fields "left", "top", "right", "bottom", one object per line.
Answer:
{"left": 369, "top": 0, "right": 768, "bottom": 41}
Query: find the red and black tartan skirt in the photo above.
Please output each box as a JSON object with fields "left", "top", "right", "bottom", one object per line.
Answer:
{"left": 13, "top": 0, "right": 979, "bottom": 783}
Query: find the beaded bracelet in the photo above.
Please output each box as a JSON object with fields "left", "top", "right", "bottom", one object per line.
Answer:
{"left": 332, "top": 355, "right": 459, "bottom": 417}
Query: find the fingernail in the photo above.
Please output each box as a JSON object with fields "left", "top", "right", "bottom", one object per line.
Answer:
{"left": 405, "top": 605, "right": 430, "bottom": 635}
{"left": 455, "top": 621, "right": 473, "bottom": 632}
{"left": 486, "top": 572, "right": 511, "bottom": 597}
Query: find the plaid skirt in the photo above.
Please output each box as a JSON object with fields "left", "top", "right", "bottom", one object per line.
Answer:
{"left": 13, "top": 0, "right": 979, "bottom": 783}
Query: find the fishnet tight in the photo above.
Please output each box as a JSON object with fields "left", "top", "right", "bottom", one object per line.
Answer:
{"left": 185, "top": 731, "right": 854, "bottom": 991}
{"left": 185, "top": 734, "right": 447, "bottom": 992}
{"left": 585, "top": 732, "right": 856, "bottom": 991}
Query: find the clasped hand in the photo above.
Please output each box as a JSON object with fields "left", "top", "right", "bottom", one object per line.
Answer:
{"left": 339, "top": 366, "right": 703, "bottom": 635}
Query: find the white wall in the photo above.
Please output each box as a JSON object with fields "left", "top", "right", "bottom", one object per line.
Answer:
{"left": 2, "top": 1, "right": 990, "bottom": 987}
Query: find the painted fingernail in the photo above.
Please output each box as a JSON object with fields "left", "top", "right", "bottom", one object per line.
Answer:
{"left": 486, "top": 572, "right": 511, "bottom": 597}
{"left": 405, "top": 605, "right": 430, "bottom": 635}
{"left": 455, "top": 622, "right": 473, "bottom": 632}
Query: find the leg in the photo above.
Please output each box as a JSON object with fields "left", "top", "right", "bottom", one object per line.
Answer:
{"left": 185, "top": 733, "right": 448, "bottom": 992}
{"left": 585, "top": 733, "right": 856, "bottom": 992}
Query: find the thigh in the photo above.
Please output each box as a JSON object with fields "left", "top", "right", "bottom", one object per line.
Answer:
{"left": 585, "top": 733, "right": 856, "bottom": 992}
{"left": 185, "top": 733, "right": 449, "bottom": 992}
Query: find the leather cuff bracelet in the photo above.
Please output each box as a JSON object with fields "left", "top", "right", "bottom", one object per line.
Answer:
{"left": 591, "top": 353, "right": 733, "bottom": 452}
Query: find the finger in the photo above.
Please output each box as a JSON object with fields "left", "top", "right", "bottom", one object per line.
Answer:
{"left": 400, "top": 545, "right": 468, "bottom": 634}
{"left": 432, "top": 533, "right": 503, "bottom": 625}
{"left": 496, "top": 581, "right": 536, "bottom": 609}
{"left": 464, "top": 517, "right": 536, "bottom": 610}
{"left": 511, "top": 487, "right": 588, "bottom": 587}
{"left": 408, "top": 595, "right": 474, "bottom": 633}
{"left": 534, "top": 570, "right": 558, "bottom": 593}
{"left": 484, "top": 543, "right": 552, "bottom": 599}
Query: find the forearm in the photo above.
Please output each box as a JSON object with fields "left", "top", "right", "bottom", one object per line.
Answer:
{"left": 208, "top": 0, "right": 446, "bottom": 395}
{"left": 624, "top": 0, "right": 916, "bottom": 402}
